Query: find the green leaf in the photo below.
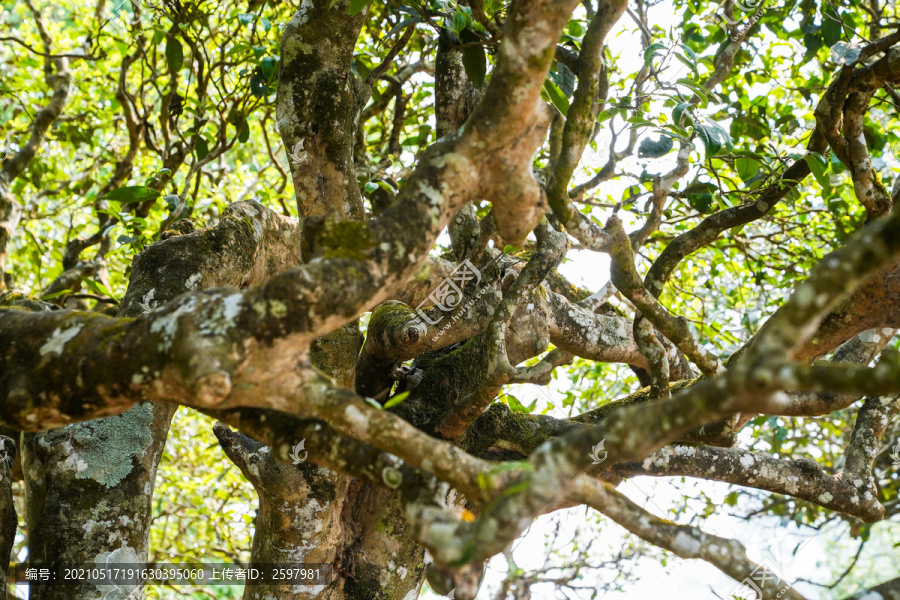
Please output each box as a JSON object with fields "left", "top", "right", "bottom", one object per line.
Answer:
{"left": 672, "top": 101, "right": 692, "bottom": 126}
{"left": 194, "top": 136, "right": 209, "bottom": 161}
{"left": 803, "top": 152, "right": 830, "bottom": 187}
{"left": 678, "top": 43, "right": 697, "bottom": 66}
{"left": 41, "top": 289, "right": 73, "bottom": 300}
{"left": 803, "top": 32, "right": 823, "bottom": 58}
{"left": 675, "top": 78, "right": 709, "bottom": 107}
{"left": 250, "top": 72, "right": 267, "bottom": 98}
{"left": 638, "top": 135, "right": 674, "bottom": 158}
{"left": 451, "top": 11, "right": 467, "bottom": 32}
{"left": 165, "top": 37, "right": 184, "bottom": 73}
{"left": 387, "top": 16, "right": 423, "bottom": 37}
{"left": 462, "top": 44, "right": 486, "bottom": 89}
{"left": 566, "top": 20, "right": 584, "bottom": 37}
{"left": 542, "top": 79, "right": 569, "bottom": 115}
{"left": 674, "top": 52, "right": 698, "bottom": 75}
{"left": 80, "top": 277, "right": 117, "bottom": 300}
{"left": 554, "top": 62, "right": 576, "bottom": 97}
{"left": 695, "top": 121, "right": 732, "bottom": 156}
{"left": 348, "top": 0, "right": 372, "bottom": 15}
{"left": 506, "top": 395, "right": 537, "bottom": 414}
{"left": 625, "top": 116, "right": 654, "bottom": 127}
{"left": 364, "top": 181, "right": 379, "bottom": 193}
{"left": 643, "top": 42, "right": 667, "bottom": 67}
{"left": 830, "top": 152, "right": 846, "bottom": 174}
{"left": 735, "top": 156, "right": 762, "bottom": 181}
{"left": 227, "top": 109, "right": 243, "bottom": 127}
{"left": 105, "top": 186, "right": 161, "bottom": 203}
{"left": 260, "top": 56, "right": 278, "bottom": 81}
{"left": 162, "top": 194, "right": 180, "bottom": 211}
{"left": 822, "top": 6, "right": 842, "bottom": 47}
{"left": 363, "top": 397, "right": 382, "bottom": 410}
{"left": 687, "top": 191, "right": 713, "bottom": 213}
{"left": 235, "top": 117, "right": 250, "bottom": 143}
{"left": 383, "top": 391, "right": 410, "bottom": 409}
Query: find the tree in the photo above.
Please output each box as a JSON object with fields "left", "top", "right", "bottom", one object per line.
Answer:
{"left": 0, "top": 0, "right": 899, "bottom": 598}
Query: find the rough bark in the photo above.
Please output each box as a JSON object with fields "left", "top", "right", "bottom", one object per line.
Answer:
{"left": 4, "top": 0, "right": 900, "bottom": 597}
{"left": 22, "top": 201, "right": 302, "bottom": 599}
{"left": 21, "top": 403, "right": 175, "bottom": 600}
{"left": 214, "top": 424, "right": 349, "bottom": 600}
{"left": 276, "top": 0, "right": 367, "bottom": 222}
{"left": 223, "top": 2, "right": 433, "bottom": 596}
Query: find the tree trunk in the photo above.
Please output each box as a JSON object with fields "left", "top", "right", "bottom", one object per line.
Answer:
{"left": 22, "top": 202, "right": 302, "bottom": 599}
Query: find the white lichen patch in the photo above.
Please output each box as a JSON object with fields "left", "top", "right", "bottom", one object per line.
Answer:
{"left": 672, "top": 531, "right": 698, "bottom": 556}
{"left": 417, "top": 182, "right": 444, "bottom": 207}
{"left": 197, "top": 293, "right": 244, "bottom": 337}
{"left": 82, "top": 518, "right": 114, "bottom": 536}
{"left": 150, "top": 295, "right": 199, "bottom": 350}
{"left": 185, "top": 272, "right": 203, "bottom": 290}
{"left": 344, "top": 404, "right": 368, "bottom": 435}
{"left": 222, "top": 293, "right": 243, "bottom": 321}
{"left": 288, "top": 0, "right": 316, "bottom": 27}
{"left": 63, "top": 403, "right": 155, "bottom": 488}
{"left": 39, "top": 323, "right": 83, "bottom": 357}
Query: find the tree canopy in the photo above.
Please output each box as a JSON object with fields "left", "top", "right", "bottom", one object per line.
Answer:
{"left": 1, "top": 0, "right": 900, "bottom": 598}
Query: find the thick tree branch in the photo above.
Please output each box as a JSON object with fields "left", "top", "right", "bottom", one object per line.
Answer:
{"left": 546, "top": 0, "right": 628, "bottom": 252}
